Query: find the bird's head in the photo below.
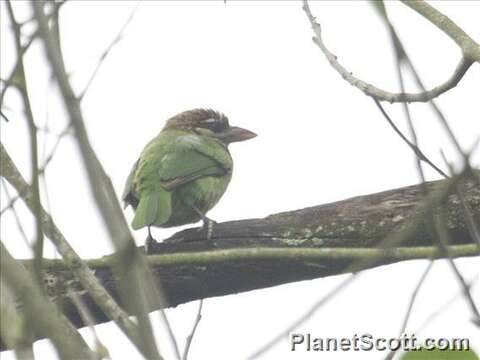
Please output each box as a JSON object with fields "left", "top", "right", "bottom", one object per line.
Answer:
{"left": 164, "top": 109, "right": 256, "bottom": 145}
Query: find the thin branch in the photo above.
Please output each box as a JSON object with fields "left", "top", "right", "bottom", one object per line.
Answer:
{"left": 301, "top": 1, "right": 474, "bottom": 103}
{"left": 384, "top": 261, "right": 433, "bottom": 360}
{"left": 379, "top": 13, "right": 436, "bottom": 359}
{"left": 390, "top": 22, "right": 431, "bottom": 228}
{"left": 433, "top": 208, "right": 480, "bottom": 325}
{"left": 67, "top": 287, "right": 110, "bottom": 359}
{"left": 0, "top": 0, "right": 65, "bottom": 112}
{"left": 0, "top": 192, "right": 21, "bottom": 216}
{"left": 249, "top": 274, "right": 357, "bottom": 359}
{"left": 441, "top": 151, "right": 480, "bottom": 249}
{"left": 39, "top": 125, "right": 72, "bottom": 173}
{"left": 0, "top": 109, "right": 11, "bottom": 122}
{"left": 398, "top": 41, "right": 464, "bottom": 156}
{"left": 26, "top": 244, "right": 479, "bottom": 272}
{"left": 182, "top": 300, "right": 204, "bottom": 360}
{"left": 1, "top": 179, "right": 30, "bottom": 248}
{"left": 159, "top": 310, "right": 181, "bottom": 360}
{"left": 373, "top": 99, "right": 448, "bottom": 178}
{"left": 400, "top": 0, "right": 480, "bottom": 62}
{"left": 416, "top": 275, "right": 478, "bottom": 332}
{"left": 78, "top": 3, "right": 139, "bottom": 101}
{"left": 0, "top": 35, "right": 37, "bottom": 112}
{"left": 373, "top": 2, "right": 431, "bottom": 186}
{"left": 6, "top": 0, "right": 44, "bottom": 286}
{"left": 455, "top": 187, "right": 480, "bottom": 248}
{"left": 39, "top": 75, "right": 57, "bottom": 233}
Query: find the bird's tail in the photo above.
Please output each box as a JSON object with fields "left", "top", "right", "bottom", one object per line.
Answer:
{"left": 131, "top": 187, "right": 172, "bottom": 230}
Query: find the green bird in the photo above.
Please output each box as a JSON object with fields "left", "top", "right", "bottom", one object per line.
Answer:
{"left": 122, "top": 109, "right": 256, "bottom": 246}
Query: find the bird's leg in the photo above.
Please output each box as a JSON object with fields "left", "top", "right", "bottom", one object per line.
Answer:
{"left": 202, "top": 217, "right": 216, "bottom": 241}
{"left": 192, "top": 206, "right": 216, "bottom": 241}
{"left": 145, "top": 226, "right": 156, "bottom": 253}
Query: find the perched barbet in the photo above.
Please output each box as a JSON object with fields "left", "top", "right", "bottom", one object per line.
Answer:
{"left": 122, "top": 109, "right": 256, "bottom": 246}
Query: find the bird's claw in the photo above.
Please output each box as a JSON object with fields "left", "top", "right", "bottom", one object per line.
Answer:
{"left": 145, "top": 227, "right": 157, "bottom": 253}
{"left": 199, "top": 217, "right": 217, "bottom": 241}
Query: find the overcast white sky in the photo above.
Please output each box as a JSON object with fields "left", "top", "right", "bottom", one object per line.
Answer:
{"left": 1, "top": 1, "right": 479, "bottom": 359}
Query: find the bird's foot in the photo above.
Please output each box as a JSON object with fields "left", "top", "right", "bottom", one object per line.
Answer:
{"left": 199, "top": 217, "right": 217, "bottom": 241}
{"left": 191, "top": 205, "right": 217, "bottom": 241}
{"left": 145, "top": 227, "right": 157, "bottom": 253}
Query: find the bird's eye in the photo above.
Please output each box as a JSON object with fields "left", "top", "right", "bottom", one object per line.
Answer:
{"left": 199, "top": 117, "right": 228, "bottom": 133}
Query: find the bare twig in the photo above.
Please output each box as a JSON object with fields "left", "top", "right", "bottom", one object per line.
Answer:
{"left": 400, "top": 0, "right": 480, "bottom": 62}
{"left": 433, "top": 208, "right": 480, "bottom": 325}
{"left": 78, "top": 3, "right": 139, "bottom": 101}
{"left": 6, "top": 0, "right": 44, "bottom": 286}
{"left": 67, "top": 287, "right": 110, "bottom": 359}
{"left": 1, "top": 193, "right": 20, "bottom": 215}
{"left": 455, "top": 187, "right": 480, "bottom": 248}
{"left": 387, "top": 13, "right": 429, "bottom": 188}
{"left": 1, "top": 179, "right": 30, "bottom": 248}
{"left": 402, "top": 54, "right": 464, "bottom": 156}
{"left": 301, "top": 1, "right": 474, "bottom": 103}
{"left": 377, "top": 12, "right": 436, "bottom": 359}
{"left": 39, "top": 125, "right": 72, "bottom": 173}
{"left": 0, "top": 0, "right": 66, "bottom": 112}
{"left": 374, "top": 3, "right": 468, "bottom": 158}
{"left": 0, "top": 109, "right": 11, "bottom": 122}
{"left": 0, "top": 35, "right": 37, "bottom": 112}
{"left": 182, "top": 300, "right": 204, "bottom": 360}
{"left": 384, "top": 261, "right": 434, "bottom": 360}
{"left": 440, "top": 151, "right": 480, "bottom": 248}
{"left": 370, "top": 0, "right": 429, "bottom": 184}
{"left": 416, "top": 275, "right": 478, "bottom": 332}
{"left": 159, "top": 310, "right": 181, "bottom": 360}
{"left": 373, "top": 99, "right": 448, "bottom": 178}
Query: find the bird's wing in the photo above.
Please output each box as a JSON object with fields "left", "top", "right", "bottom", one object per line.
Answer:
{"left": 158, "top": 134, "right": 231, "bottom": 191}
{"left": 122, "top": 159, "right": 139, "bottom": 209}
{"left": 159, "top": 151, "right": 227, "bottom": 190}
{"left": 129, "top": 133, "right": 231, "bottom": 229}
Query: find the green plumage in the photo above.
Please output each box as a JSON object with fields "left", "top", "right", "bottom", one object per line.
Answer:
{"left": 123, "top": 109, "right": 255, "bottom": 235}
{"left": 123, "top": 128, "right": 233, "bottom": 230}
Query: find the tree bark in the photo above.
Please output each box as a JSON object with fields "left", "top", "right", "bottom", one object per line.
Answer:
{"left": 1, "top": 175, "right": 479, "bottom": 350}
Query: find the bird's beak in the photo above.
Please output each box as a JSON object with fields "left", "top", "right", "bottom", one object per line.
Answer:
{"left": 217, "top": 126, "right": 257, "bottom": 144}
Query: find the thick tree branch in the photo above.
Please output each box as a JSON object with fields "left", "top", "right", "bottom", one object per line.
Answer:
{"left": 1, "top": 173, "right": 478, "bottom": 350}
